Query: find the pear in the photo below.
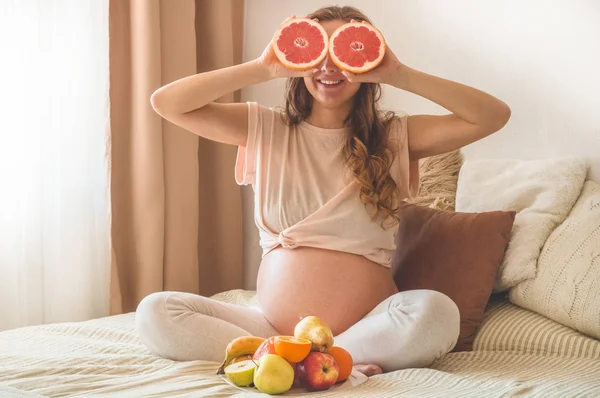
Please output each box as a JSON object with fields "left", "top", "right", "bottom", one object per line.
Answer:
{"left": 294, "top": 316, "right": 334, "bottom": 353}
{"left": 253, "top": 354, "right": 294, "bottom": 395}
{"left": 224, "top": 359, "right": 257, "bottom": 387}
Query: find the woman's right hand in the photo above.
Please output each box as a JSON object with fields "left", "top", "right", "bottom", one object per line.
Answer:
{"left": 256, "top": 17, "right": 319, "bottom": 79}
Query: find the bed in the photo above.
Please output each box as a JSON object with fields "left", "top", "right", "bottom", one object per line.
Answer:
{"left": 1, "top": 288, "right": 600, "bottom": 397}
{"left": 3, "top": 148, "right": 600, "bottom": 397}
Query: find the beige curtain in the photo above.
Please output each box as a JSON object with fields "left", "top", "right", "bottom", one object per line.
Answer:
{"left": 195, "top": 0, "right": 246, "bottom": 297}
{"left": 109, "top": 0, "right": 245, "bottom": 314}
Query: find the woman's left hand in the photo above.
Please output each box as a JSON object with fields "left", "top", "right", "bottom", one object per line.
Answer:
{"left": 341, "top": 46, "right": 408, "bottom": 87}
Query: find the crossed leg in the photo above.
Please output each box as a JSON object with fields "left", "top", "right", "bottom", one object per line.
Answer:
{"left": 136, "top": 289, "right": 459, "bottom": 374}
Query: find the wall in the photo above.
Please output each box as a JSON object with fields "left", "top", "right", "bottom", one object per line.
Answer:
{"left": 240, "top": 0, "right": 600, "bottom": 287}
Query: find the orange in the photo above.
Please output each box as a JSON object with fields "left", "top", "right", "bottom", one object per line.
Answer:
{"left": 329, "top": 346, "right": 353, "bottom": 382}
{"left": 273, "top": 336, "right": 312, "bottom": 363}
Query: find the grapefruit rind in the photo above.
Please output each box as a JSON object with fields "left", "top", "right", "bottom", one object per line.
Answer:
{"left": 329, "top": 21, "right": 386, "bottom": 74}
{"left": 272, "top": 18, "right": 329, "bottom": 71}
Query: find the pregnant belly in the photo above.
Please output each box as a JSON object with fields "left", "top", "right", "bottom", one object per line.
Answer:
{"left": 256, "top": 246, "right": 398, "bottom": 336}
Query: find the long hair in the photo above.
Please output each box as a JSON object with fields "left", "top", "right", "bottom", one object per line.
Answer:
{"left": 283, "top": 6, "right": 401, "bottom": 228}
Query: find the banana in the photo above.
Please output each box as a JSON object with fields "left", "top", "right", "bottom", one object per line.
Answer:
{"left": 216, "top": 336, "right": 265, "bottom": 374}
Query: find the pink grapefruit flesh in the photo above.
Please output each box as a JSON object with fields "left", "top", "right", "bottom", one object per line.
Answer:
{"left": 272, "top": 18, "right": 328, "bottom": 71}
{"left": 329, "top": 22, "right": 386, "bottom": 74}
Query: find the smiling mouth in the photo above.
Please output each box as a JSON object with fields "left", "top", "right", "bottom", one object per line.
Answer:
{"left": 317, "top": 79, "right": 344, "bottom": 87}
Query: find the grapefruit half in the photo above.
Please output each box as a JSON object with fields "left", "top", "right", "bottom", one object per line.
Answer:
{"left": 329, "top": 22, "right": 386, "bottom": 74}
{"left": 272, "top": 18, "right": 328, "bottom": 71}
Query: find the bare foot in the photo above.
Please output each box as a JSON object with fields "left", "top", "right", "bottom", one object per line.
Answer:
{"left": 353, "top": 364, "right": 383, "bottom": 377}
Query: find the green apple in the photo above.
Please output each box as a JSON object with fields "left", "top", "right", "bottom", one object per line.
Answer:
{"left": 224, "top": 359, "right": 257, "bottom": 387}
{"left": 253, "top": 354, "right": 294, "bottom": 394}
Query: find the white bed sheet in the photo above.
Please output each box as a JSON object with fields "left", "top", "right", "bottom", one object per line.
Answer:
{"left": 1, "top": 290, "right": 599, "bottom": 397}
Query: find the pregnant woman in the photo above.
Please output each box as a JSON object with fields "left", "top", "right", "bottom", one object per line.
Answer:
{"left": 136, "top": 5, "right": 510, "bottom": 375}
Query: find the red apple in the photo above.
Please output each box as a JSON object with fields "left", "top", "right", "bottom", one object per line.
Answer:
{"left": 252, "top": 337, "right": 277, "bottom": 361}
{"left": 296, "top": 352, "right": 339, "bottom": 391}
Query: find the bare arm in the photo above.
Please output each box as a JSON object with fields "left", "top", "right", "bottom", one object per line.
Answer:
{"left": 342, "top": 47, "right": 511, "bottom": 160}
{"left": 150, "top": 61, "right": 269, "bottom": 147}
{"left": 392, "top": 65, "right": 511, "bottom": 160}
{"left": 150, "top": 17, "right": 315, "bottom": 147}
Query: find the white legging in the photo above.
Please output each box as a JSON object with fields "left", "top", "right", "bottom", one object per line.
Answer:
{"left": 135, "top": 289, "right": 460, "bottom": 373}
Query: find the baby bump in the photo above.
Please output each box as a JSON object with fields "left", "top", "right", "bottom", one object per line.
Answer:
{"left": 256, "top": 246, "right": 398, "bottom": 336}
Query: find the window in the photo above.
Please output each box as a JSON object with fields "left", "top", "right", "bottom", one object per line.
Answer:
{"left": 0, "top": 0, "right": 110, "bottom": 330}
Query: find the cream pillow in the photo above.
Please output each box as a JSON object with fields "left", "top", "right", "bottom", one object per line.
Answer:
{"left": 510, "top": 180, "right": 600, "bottom": 340}
{"left": 456, "top": 157, "right": 587, "bottom": 291}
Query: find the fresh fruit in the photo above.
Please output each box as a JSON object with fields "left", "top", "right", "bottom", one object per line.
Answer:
{"left": 272, "top": 17, "right": 329, "bottom": 71}
{"left": 329, "top": 346, "right": 353, "bottom": 382}
{"left": 294, "top": 316, "right": 334, "bottom": 353}
{"left": 296, "top": 352, "right": 339, "bottom": 391}
{"left": 293, "top": 365, "right": 303, "bottom": 388}
{"left": 328, "top": 21, "right": 386, "bottom": 74}
{"left": 274, "top": 336, "right": 312, "bottom": 363}
{"left": 230, "top": 354, "right": 252, "bottom": 365}
{"left": 252, "top": 336, "right": 277, "bottom": 361}
{"left": 224, "top": 359, "right": 257, "bottom": 387}
{"left": 217, "top": 336, "right": 265, "bottom": 374}
{"left": 253, "top": 354, "right": 295, "bottom": 395}
{"left": 288, "top": 361, "right": 302, "bottom": 387}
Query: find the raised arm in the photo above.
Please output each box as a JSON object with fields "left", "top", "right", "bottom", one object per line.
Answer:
{"left": 342, "top": 46, "right": 511, "bottom": 160}
{"left": 150, "top": 61, "right": 269, "bottom": 147}
{"left": 150, "top": 19, "right": 315, "bottom": 147}
{"left": 393, "top": 64, "right": 510, "bottom": 160}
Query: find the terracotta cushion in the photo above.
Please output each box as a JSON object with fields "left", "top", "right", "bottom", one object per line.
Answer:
{"left": 391, "top": 203, "right": 515, "bottom": 351}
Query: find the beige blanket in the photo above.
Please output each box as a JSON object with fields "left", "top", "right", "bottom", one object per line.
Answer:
{"left": 1, "top": 290, "right": 599, "bottom": 397}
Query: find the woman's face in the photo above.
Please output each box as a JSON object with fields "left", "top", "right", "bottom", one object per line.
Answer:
{"left": 303, "top": 19, "right": 361, "bottom": 110}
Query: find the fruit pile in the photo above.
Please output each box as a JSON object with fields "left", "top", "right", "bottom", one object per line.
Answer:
{"left": 217, "top": 316, "right": 353, "bottom": 395}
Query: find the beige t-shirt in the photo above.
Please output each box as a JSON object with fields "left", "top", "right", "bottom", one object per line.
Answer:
{"left": 235, "top": 102, "right": 419, "bottom": 268}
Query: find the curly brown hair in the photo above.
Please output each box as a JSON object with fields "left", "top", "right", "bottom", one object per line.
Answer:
{"left": 282, "top": 6, "right": 401, "bottom": 228}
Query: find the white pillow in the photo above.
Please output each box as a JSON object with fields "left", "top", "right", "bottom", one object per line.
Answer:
{"left": 509, "top": 180, "right": 600, "bottom": 339}
{"left": 456, "top": 157, "right": 587, "bottom": 291}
